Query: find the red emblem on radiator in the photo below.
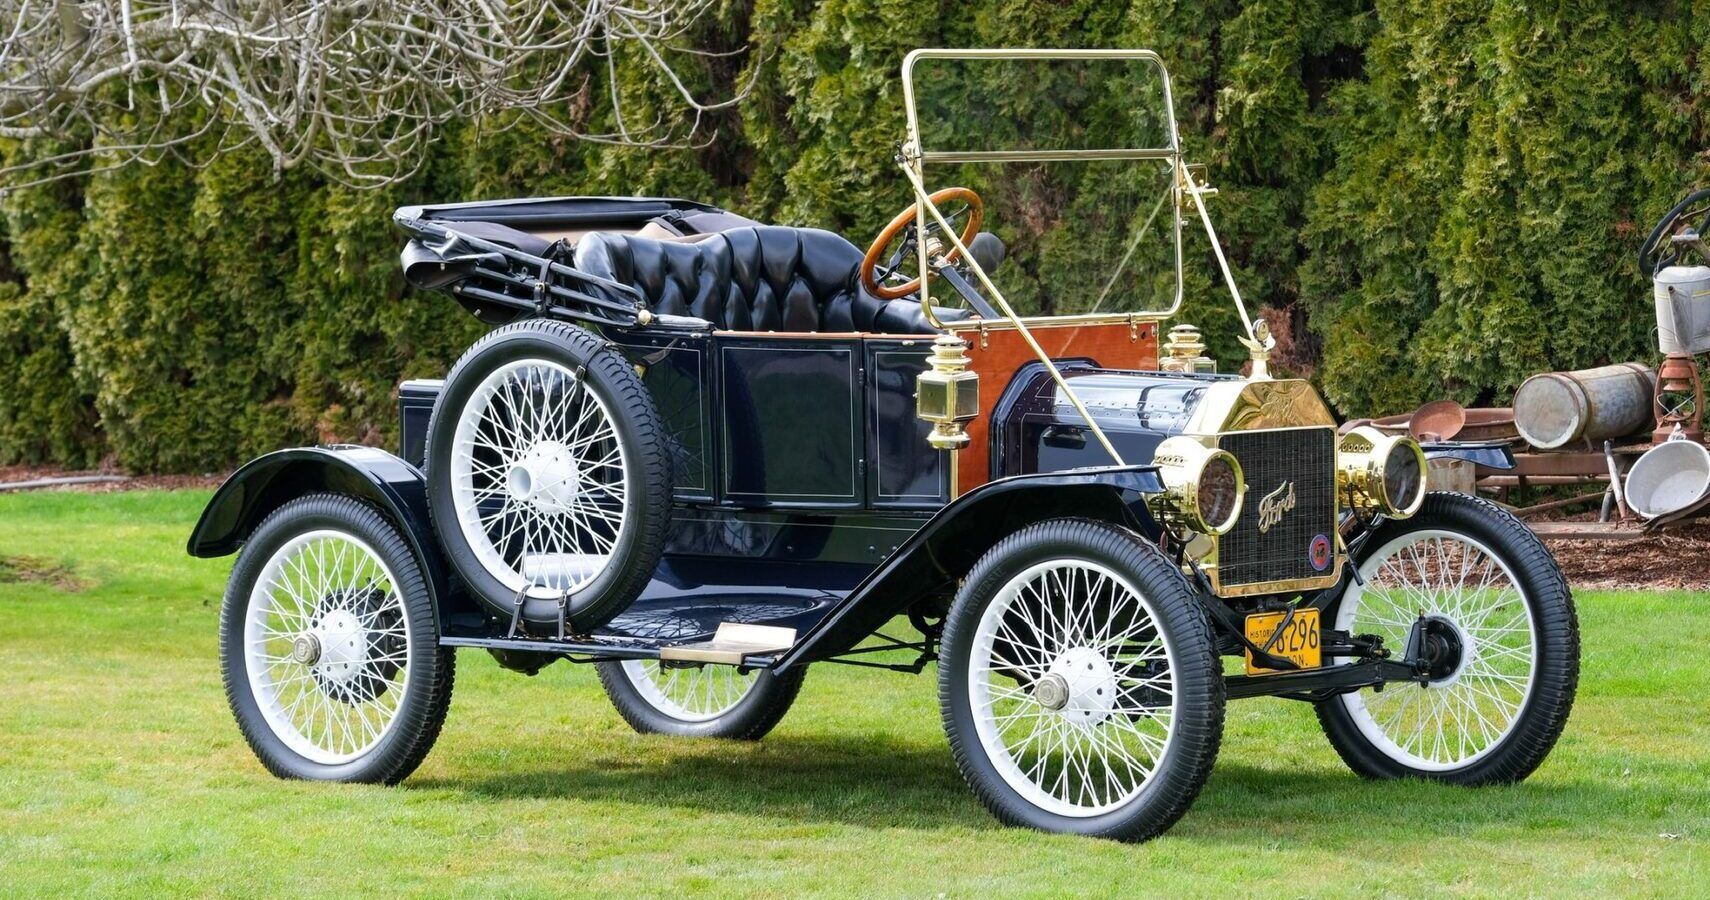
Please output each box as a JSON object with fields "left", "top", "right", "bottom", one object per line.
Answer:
{"left": 1309, "top": 533, "right": 1332, "bottom": 571}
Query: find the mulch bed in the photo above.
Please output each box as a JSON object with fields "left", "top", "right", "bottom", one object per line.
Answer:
{"left": 0, "top": 465, "right": 224, "bottom": 493}
{"left": 1546, "top": 523, "right": 1710, "bottom": 591}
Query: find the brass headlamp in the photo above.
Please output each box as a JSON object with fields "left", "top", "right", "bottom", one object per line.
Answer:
{"left": 1337, "top": 425, "right": 1427, "bottom": 518}
{"left": 1149, "top": 436, "right": 1246, "bottom": 535}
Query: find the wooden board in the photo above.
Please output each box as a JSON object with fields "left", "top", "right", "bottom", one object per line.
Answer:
{"left": 954, "top": 319, "right": 1158, "bottom": 496}
{"left": 1526, "top": 521, "right": 1649, "bottom": 542}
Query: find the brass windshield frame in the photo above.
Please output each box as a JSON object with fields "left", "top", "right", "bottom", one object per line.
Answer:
{"left": 898, "top": 49, "right": 1200, "bottom": 465}
{"left": 899, "top": 48, "right": 1189, "bottom": 329}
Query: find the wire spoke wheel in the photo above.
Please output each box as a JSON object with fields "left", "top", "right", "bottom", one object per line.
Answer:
{"left": 942, "top": 520, "right": 1220, "bottom": 840}
{"left": 1337, "top": 530, "right": 1538, "bottom": 771}
{"left": 597, "top": 656, "right": 805, "bottom": 739}
{"left": 450, "top": 357, "right": 629, "bottom": 601}
{"left": 619, "top": 660, "right": 760, "bottom": 723}
{"left": 428, "top": 321, "right": 671, "bottom": 631}
{"left": 969, "top": 559, "right": 1179, "bottom": 817}
{"left": 243, "top": 529, "right": 412, "bottom": 765}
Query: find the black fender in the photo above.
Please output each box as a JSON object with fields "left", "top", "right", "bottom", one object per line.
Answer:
{"left": 186, "top": 445, "right": 462, "bottom": 622}
{"left": 774, "top": 465, "right": 1167, "bottom": 670}
{"left": 1421, "top": 440, "right": 1515, "bottom": 470}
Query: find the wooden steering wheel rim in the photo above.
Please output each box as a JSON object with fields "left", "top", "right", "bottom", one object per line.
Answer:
{"left": 860, "top": 187, "right": 985, "bottom": 300}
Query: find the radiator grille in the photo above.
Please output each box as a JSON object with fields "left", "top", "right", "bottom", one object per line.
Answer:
{"left": 1216, "top": 428, "right": 1337, "bottom": 591}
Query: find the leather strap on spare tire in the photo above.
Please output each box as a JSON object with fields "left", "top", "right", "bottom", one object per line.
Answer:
{"left": 423, "top": 319, "right": 672, "bottom": 633}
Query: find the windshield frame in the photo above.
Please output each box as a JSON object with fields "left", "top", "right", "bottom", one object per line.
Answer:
{"left": 899, "top": 48, "right": 1188, "bottom": 327}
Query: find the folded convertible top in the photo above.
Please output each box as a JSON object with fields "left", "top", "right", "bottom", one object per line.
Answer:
{"left": 396, "top": 195, "right": 729, "bottom": 230}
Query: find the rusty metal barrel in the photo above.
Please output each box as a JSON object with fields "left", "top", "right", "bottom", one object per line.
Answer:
{"left": 1513, "top": 363, "right": 1656, "bottom": 451}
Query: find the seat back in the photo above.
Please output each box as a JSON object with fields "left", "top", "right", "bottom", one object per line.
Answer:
{"left": 574, "top": 226, "right": 952, "bottom": 334}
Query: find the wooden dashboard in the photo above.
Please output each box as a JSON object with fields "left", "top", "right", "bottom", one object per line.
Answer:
{"left": 946, "top": 317, "right": 1160, "bottom": 497}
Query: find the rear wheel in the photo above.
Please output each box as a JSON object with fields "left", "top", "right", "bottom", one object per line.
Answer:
{"left": 939, "top": 519, "right": 1223, "bottom": 841}
{"left": 596, "top": 660, "right": 805, "bottom": 739}
{"left": 220, "top": 494, "right": 453, "bottom": 783}
{"left": 1316, "top": 493, "right": 1579, "bottom": 783}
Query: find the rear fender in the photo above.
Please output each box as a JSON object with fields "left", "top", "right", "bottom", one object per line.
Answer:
{"left": 774, "top": 466, "right": 1166, "bottom": 670}
{"left": 186, "top": 446, "right": 460, "bottom": 621}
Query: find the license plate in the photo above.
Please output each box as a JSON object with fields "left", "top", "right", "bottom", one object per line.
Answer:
{"left": 1244, "top": 608, "right": 1322, "bottom": 675}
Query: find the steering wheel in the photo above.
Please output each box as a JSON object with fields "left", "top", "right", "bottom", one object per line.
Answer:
{"left": 860, "top": 187, "right": 984, "bottom": 300}
{"left": 1640, "top": 188, "right": 1710, "bottom": 275}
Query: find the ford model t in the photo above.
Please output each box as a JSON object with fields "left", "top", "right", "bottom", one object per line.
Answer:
{"left": 191, "top": 50, "right": 1579, "bottom": 841}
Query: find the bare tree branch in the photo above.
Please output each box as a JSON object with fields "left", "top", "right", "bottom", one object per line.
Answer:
{"left": 0, "top": 0, "right": 744, "bottom": 191}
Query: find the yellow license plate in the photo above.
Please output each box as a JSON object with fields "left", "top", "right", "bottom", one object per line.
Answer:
{"left": 1243, "top": 608, "right": 1322, "bottom": 675}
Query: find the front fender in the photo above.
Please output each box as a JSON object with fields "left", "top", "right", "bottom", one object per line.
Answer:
{"left": 186, "top": 445, "right": 453, "bottom": 612}
{"left": 1421, "top": 440, "right": 1515, "bottom": 470}
{"left": 774, "top": 465, "right": 1166, "bottom": 669}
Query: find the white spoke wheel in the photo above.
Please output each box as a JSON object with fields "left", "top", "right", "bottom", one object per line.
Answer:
{"left": 1317, "top": 493, "right": 1579, "bottom": 784}
{"left": 940, "top": 519, "right": 1222, "bottom": 841}
{"left": 619, "top": 660, "right": 760, "bottom": 721}
{"left": 427, "top": 320, "right": 671, "bottom": 632}
{"left": 220, "top": 494, "right": 453, "bottom": 783}
{"left": 596, "top": 659, "right": 806, "bottom": 739}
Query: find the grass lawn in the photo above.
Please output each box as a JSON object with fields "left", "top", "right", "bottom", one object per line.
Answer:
{"left": 1, "top": 489, "right": 1706, "bottom": 897}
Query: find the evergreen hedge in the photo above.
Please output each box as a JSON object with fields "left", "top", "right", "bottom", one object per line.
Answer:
{"left": 0, "top": 1, "right": 1699, "bottom": 472}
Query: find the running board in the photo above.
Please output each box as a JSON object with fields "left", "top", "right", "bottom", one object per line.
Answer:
{"left": 438, "top": 634, "right": 661, "bottom": 661}
{"left": 658, "top": 623, "right": 798, "bottom": 665}
{"left": 437, "top": 623, "right": 798, "bottom": 667}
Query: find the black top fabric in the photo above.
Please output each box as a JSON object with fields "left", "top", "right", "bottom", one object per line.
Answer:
{"left": 444, "top": 219, "right": 557, "bottom": 258}
{"left": 573, "top": 226, "right": 961, "bottom": 334}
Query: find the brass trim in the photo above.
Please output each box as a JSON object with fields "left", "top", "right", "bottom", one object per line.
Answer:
{"left": 1255, "top": 481, "right": 1295, "bottom": 535}
{"left": 899, "top": 48, "right": 1188, "bottom": 327}
{"left": 915, "top": 333, "right": 979, "bottom": 450}
{"left": 896, "top": 49, "right": 1341, "bottom": 599}
{"left": 899, "top": 160, "right": 1126, "bottom": 465}
{"left": 1160, "top": 323, "right": 1213, "bottom": 373}
{"left": 1184, "top": 379, "right": 1337, "bottom": 435}
{"left": 920, "top": 148, "right": 1180, "bottom": 163}
{"left": 1154, "top": 412, "right": 1342, "bottom": 597}
{"left": 948, "top": 443, "right": 961, "bottom": 500}
{"left": 941, "top": 311, "right": 1170, "bottom": 332}
{"left": 1337, "top": 426, "right": 1428, "bottom": 519}
{"left": 1148, "top": 437, "right": 1246, "bottom": 535}
{"left": 1206, "top": 567, "right": 1343, "bottom": 599}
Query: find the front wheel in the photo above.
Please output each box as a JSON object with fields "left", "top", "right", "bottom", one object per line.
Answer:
{"left": 939, "top": 518, "right": 1224, "bottom": 841}
{"left": 1316, "top": 492, "right": 1580, "bottom": 783}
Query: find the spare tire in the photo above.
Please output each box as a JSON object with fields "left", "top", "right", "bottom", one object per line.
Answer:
{"left": 425, "top": 319, "right": 671, "bottom": 632}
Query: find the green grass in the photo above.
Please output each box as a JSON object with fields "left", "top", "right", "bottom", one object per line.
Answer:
{"left": 1, "top": 490, "right": 1706, "bottom": 897}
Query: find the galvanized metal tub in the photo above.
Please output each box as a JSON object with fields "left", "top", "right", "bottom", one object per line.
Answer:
{"left": 1513, "top": 363, "right": 1655, "bottom": 451}
{"left": 1625, "top": 438, "right": 1710, "bottom": 518}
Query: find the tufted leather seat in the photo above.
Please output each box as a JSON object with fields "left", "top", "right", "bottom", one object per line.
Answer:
{"left": 574, "top": 226, "right": 961, "bottom": 334}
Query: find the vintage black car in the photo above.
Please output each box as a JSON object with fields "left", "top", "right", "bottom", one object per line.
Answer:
{"left": 191, "top": 49, "right": 1579, "bottom": 841}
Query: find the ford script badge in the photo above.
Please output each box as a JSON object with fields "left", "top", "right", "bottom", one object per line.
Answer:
{"left": 1257, "top": 480, "right": 1296, "bottom": 534}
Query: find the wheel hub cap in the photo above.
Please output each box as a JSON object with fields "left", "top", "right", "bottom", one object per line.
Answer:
{"left": 310, "top": 609, "right": 368, "bottom": 686}
{"left": 291, "top": 633, "right": 321, "bottom": 666}
{"left": 1419, "top": 615, "right": 1470, "bottom": 685}
{"left": 1046, "top": 646, "right": 1119, "bottom": 726}
{"left": 1032, "top": 674, "right": 1069, "bottom": 710}
{"left": 506, "top": 440, "right": 581, "bottom": 513}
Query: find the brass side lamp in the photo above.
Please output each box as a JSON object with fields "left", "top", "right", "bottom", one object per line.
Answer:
{"left": 1159, "top": 324, "right": 1215, "bottom": 374}
{"left": 916, "top": 334, "right": 980, "bottom": 449}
